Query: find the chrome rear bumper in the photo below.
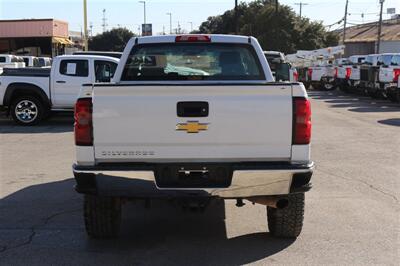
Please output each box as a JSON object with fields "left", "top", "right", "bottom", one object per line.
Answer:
{"left": 73, "top": 162, "right": 314, "bottom": 198}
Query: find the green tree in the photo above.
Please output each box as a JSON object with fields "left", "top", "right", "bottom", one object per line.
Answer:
{"left": 89, "top": 28, "right": 135, "bottom": 51}
{"left": 197, "top": 0, "right": 338, "bottom": 53}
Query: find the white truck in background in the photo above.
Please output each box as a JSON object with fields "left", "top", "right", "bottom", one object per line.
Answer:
{"left": 0, "top": 55, "right": 119, "bottom": 125}
{"left": 346, "top": 55, "right": 366, "bottom": 92}
{"left": 307, "top": 60, "right": 336, "bottom": 90}
{"left": 21, "top": 56, "right": 41, "bottom": 67}
{"left": 263, "top": 51, "right": 298, "bottom": 82}
{"left": 0, "top": 54, "right": 26, "bottom": 70}
{"left": 73, "top": 34, "right": 314, "bottom": 239}
{"left": 377, "top": 53, "right": 400, "bottom": 102}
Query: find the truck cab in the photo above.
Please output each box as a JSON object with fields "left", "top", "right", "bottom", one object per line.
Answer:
{"left": 0, "top": 54, "right": 26, "bottom": 69}
{"left": 22, "top": 56, "right": 41, "bottom": 67}
{"left": 0, "top": 55, "right": 119, "bottom": 125}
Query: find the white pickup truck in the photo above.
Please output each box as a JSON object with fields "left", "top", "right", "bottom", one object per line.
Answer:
{"left": 346, "top": 55, "right": 366, "bottom": 93}
{"left": 377, "top": 53, "right": 400, "bottom": 102}
{"left": 0, "top": 55, "right": 119, "bottom": 125}
{"left": 307, "top": 60, "right": 336, "bottom": 90}
{"left": 73, "top": 34, "right": 314, "bottom": 239}
{"left": 0, "top": 54, "right": 26, "bottom": 70}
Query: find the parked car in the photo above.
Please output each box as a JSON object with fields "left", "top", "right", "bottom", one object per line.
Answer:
{"left": 0, "top": 54, "right": 26, "bottom": 69}
{"left": 377, "top": 53, "right": 400, "bottom": 101}
{"left": 73, "top": 34, "right": 314, "bottom": 239}
{"left": 21, "top": 56, "right": 41, "bottom": 67}
{"left": 0, "top": 55, "right": 119, "bottom": 125}
{"left": 359, "top": 54, "right": 380, "bottom": 96}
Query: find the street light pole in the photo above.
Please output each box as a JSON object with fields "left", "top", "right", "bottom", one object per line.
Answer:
{"left": 166, "top": 12, "right": 172, "bottom": 34}
{"left": 83, "top": 0, "right": 88, "bottom": 51}
{"left": 139, "top": 1, "right": 146, "bottom": 25}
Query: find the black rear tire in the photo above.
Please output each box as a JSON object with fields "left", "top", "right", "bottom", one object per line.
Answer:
{"left": 84, "top": 195, "right": 122, "bottom": 239}
{"left": 10, "top": 95, "right": 48, "bottom": 125}
{"left": 387, "top": 91, "right": 400, "bottom": 103}
{"left": 267, "top": 193, "right": 305, "bottom": 238}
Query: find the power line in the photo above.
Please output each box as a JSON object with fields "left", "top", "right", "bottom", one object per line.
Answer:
{"left": 294, "top": 2, "right": 308, "bottom": 18}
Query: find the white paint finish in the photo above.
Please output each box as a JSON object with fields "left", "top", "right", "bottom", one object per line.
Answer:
{"left": 0, "top": 75, "right": 50, "bottom": 105}
{"left": 349, "top": 66, "right": 361, "bottom": 81}
{"left": 92, "top": 85, "right": 293, "bottom": 162}
{"left": 75, "top": 146, "right": 95, "bottom": 166}
{"left": 310, "top": 66, "right": 335, "bottom": 81}
{"left": 292, "top": 82, "right": 308, "bottom": 97}
{"left": 337, "top": 65, "right": 348, "bottom": 79}
{"left": 0, "top": 55, "right": 118, "bottom": 108}
{"left": 50, "top": 55, "right": 119, "bottom": 108}
{"left": 291, "top": 144, "right": 311, "bottom": 163}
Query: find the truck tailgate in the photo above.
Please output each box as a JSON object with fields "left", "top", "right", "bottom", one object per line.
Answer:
{"left": 92, "top": 84, "right": 293, "bottom": 162}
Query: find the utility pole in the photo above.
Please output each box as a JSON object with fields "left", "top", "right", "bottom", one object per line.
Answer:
{"left": 166, "top": 12, "right": 172, "bottom": 34}
{"left": 83, "top": 0, "right": 88, "bottom": 51}
{"left": 102, "top": 9, "right": 107, "bottom": 33}
{"left": 188, "top": 22, "right": 193, "bottom": 32}
{"left": 342, "top": 0, "right": 349, "bottom": 44}
{"left": 294, "top": 2, "right": 308, "bottom": 18}
{"left": 234, "top": 0, "right": 238, "bottom": 34}
{"left": 377, "top": 0, "right": 384, "bottom": 53}
{"left": 139, "top": 1, "right": 146, "bottom": 26}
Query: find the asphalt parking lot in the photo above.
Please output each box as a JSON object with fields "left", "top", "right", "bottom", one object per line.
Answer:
{"left": 0, "top": 90, "right": 399, "bottom": 265}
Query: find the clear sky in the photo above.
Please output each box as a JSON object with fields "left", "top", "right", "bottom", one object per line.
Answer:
{"left": 0, "top": 0, "right": 399, "bottom": 35}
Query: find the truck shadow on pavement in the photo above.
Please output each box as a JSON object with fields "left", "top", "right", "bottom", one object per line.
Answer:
{"left": 377, "top": 118, "right": 400, "bottom": 127}
{"left": 308, "top": 90, "right": 400, "bottom": 113}
{"left": 0, "top": 112, "right": 73, "bottom": 134}
{"left": 0, "top": 179, "right": 294, "bottom": 265}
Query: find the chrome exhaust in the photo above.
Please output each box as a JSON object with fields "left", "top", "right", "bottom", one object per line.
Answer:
{"left": 247, "top": 196, "right": 289, "bottom": 209}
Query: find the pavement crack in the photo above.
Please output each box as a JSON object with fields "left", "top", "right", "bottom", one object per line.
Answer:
{"left": 40, "top": 208, "right": 81, "bottom": 227}
{"left": 0, "top": 227, "right": 35, "bottom": 254}
{"left": 0, "top": 208, "right": 81, "bottom": 254}
{"left": 318, "top": 168, "right": 399, "bottom": 202}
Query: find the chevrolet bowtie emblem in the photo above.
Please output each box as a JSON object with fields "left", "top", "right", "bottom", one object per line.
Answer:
{"left": 176, "top": 121, "right": 209, "bottom": 133}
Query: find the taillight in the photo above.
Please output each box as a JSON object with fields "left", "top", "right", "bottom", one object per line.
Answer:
{"left": 334, "top": 67, "right": 338, "bottom": 78}
{"left": 293, "top": 70, "right": 299, "bottom": 81}
{"left": 175, "top": 35, "right": 211, "bottom": 42}
{"left": 293, "top": 97, "right": 312, "bottom": 145}
{"left": 74, "top": 98, "right": 93, "bottom": 146}
{"left": 345, "top": 67, "right": 352, "bottom": 79}
{"left": 393, "top": 69, "right": 400, "bottom": 82}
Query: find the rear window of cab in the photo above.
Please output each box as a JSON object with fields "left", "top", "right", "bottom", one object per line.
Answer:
{"left": 121, "top": 43, "right": 265, "bottom": 81}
